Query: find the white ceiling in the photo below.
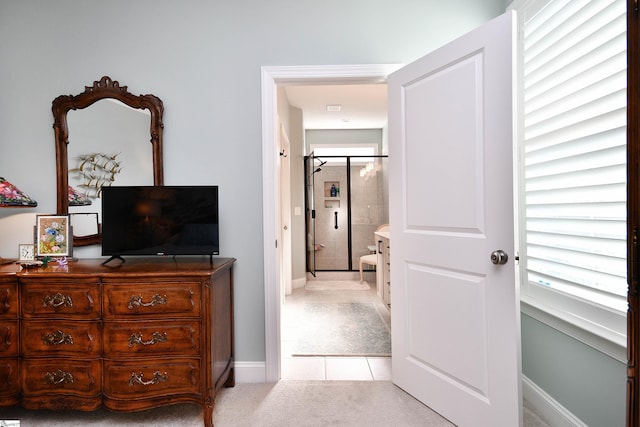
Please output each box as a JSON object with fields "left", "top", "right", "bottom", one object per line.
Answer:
{"left": 284, "top": 83, "right": 388, "bottom": 130}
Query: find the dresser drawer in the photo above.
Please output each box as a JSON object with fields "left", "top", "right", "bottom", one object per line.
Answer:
{"left": 104, "top": 320, "right": 200, "bottom": 357}
{"left": 103, "top": 358, "right": 201, "bottom": 399}
{"left": 0, "top": 358, "right": 19, "bottom": 397}
{"left": 103, "top": 282, "right": 201, "bottom": 318}
{"left": 21, "top": 359, "right": 102, "bottom": 396}
{"left": 21, "top": 281, "right": 101, "bottom": 318}
{"left": 0, "top": 321, "right": 19, "bottom": 356}
{"left": 21, "top": 321, "right": 102, "bottom": 356}
{"left": 0, "top": 282, "right": 18, "bottom": 316}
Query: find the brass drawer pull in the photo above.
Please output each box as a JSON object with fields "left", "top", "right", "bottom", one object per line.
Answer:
{"left": 43, "top": 330, "right": 74, "bottom": 346}
{"left": 43, "top": 293, "right": 73, "bottom": 308}
{"left": 128, "top": 370, "right": 168, "bottom": 387}
{"left": 128, "top": 331, "right": 167, "bottom": 347}
{"left": 127, "top": 294, "right": 167, "bottom": 309}
{"left": 44, "top": 369, "right": 74, "bottom": 385}
{"left": 1, "top": 326, "right": 12, "bottom": 351}
{"left": 0, "top": 288, "right": 10, "bottom": 314}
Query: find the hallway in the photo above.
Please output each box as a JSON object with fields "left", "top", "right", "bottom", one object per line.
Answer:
{"left": 281, "top": 273, "right": 391, "bottom": 381}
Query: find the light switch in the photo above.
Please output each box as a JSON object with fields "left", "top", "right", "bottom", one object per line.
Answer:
{"left": 294, "top": 207, "right": 301, "bottom": 216}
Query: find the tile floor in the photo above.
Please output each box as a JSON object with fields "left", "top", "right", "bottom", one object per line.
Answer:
{"left": 281, "top": 272, "right": 391, "bottom": 381}
{"left": 282, "top": 355, "right": 392, "bottom": 381}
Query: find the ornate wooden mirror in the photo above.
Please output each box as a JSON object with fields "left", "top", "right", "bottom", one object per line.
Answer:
{"left": 53, "top": 76, "right": 164, "bottom": 246}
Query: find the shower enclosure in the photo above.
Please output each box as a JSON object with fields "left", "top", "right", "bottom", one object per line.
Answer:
{"left": 305, "top": 153, "right": 389, "bottom": 275}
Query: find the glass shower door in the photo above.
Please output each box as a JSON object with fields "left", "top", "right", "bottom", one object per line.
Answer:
{"left": 305, "top": 154, "right": 389, "bottom": 273}
{"left": 305, "top": 154, "right": 317, "bottom": 276}
{"left": 349, "top": 156, "right": 389, "bottom": 270}
{"left": 309, "top": 156, "right": 349, "bottom": 271}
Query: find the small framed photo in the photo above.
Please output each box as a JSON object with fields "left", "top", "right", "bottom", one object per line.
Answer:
{"left": 69, "top": 212, "right": 99, "bottom": 237}
{"left": 18, "top": 243, "right": 35, "bottom": 262}
{"left": 36, "top": 215, "right": 71, "bottom": 257}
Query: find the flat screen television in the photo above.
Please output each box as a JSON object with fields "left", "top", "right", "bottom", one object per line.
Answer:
{"left": 101, "top": 186, "right": 219, "bottom": 263}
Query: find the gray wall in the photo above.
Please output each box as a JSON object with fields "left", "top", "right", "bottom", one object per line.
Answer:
{"left": 522, "top": 314, "right": 626, "bottom": 426}
{"left": 276, "top": 87, "right": 306, "bottom": 284}
{"left": 0, "top": 0, "right": 626, "bottom": 424}
{"left": 0, "top": 0, "right": 505, "bottom": 364}
{"left": 288, "top": 106, "right": 306, "bottom": 282}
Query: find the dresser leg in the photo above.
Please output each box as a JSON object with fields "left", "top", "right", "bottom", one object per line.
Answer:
{"left": 204, "top": 402, "right": 214, "bottom": 427}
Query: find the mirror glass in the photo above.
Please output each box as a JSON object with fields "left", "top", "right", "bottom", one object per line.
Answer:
{"left": 67, "top": 99, "right": 153, "bottom": 237}
{"left": 54, "top": 76, "right": 164, "bottom": 246}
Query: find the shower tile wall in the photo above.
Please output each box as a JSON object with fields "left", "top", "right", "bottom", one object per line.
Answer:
{"left": 313, "top": 161, "right": 387, "bottom": 271}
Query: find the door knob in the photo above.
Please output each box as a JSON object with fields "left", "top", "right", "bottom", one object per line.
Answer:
{"left": 490, "top": 250, "right": 508, "bottom": 265}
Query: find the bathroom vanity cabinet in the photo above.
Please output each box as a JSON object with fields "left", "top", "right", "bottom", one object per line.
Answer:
{"left": 375, "top": 230, "right": 390, "bottom": 308}
{"left": 0, "top": 257, "right": 235, "bottom": 427}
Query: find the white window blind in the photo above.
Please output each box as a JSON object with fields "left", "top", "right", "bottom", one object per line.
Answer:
{"left": 522, "top": 0, "right": 627, "bottom": 320}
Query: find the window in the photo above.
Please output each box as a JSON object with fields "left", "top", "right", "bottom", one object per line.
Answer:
{"left": 513, "top": 0, "right": 627, "bottom": 346}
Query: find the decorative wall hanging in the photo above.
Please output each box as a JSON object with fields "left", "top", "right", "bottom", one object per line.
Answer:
{"left": 69, "top": 152, "right": 122, "bottom": 198}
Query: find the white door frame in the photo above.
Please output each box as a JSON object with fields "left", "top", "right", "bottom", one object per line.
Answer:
{"left": 261, "top": 64, "right": 402, "bottom": 381}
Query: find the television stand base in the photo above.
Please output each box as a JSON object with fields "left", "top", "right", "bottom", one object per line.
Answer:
{"left": 101, "top": 255, "right": 126, "bottom": 266}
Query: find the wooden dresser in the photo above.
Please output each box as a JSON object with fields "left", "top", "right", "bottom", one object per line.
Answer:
{"left": 0, "top": 257, "right": 235, "bottom": 427}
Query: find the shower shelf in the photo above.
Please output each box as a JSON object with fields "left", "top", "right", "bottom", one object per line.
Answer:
{"left": 324, "top": 181, "right": 340, "bottom": 198}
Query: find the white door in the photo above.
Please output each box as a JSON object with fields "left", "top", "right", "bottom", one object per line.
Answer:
{"left": 388, "top": 11, "right": 521, "bottom": 427}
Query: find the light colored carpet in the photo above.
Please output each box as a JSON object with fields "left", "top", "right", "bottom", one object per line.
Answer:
{"left": 291, "top": 302, "right": 391, "bottom": 356}
{"left": 0, "top": 382, "right": 551, "bottom": 426}
{"left": 213, "top": 381, "right": 454, "bottom": 427}
{"left": 305, "top": 280, "right": 370, "bottom": 291}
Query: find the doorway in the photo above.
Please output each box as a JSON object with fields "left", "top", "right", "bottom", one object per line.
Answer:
{"left": 261, "top": 64, "right": 401, "bottom": 381}
{"left": 282, "top": 147, "right": 392, "bottom": 380}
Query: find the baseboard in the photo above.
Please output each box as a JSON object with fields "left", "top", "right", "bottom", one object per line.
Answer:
{"left": 234, "top": 361, "right": 267, "bottom": 383}
{"left": 306, "top": 271, "right": 361, "bottom": 281}
{"left": 522, "top": 375, "right": 587, "bottom": 427}
{"left": 292, "top": 277, "right": 306, "bottom": 290}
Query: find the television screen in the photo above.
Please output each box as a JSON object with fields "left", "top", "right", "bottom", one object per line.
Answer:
{"left": 101, "top": 186, "right": 219, "bottom": 258}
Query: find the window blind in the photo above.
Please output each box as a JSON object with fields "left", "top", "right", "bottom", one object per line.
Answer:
{"left": 523, "top": 0, "right": 627, "bottom": 312}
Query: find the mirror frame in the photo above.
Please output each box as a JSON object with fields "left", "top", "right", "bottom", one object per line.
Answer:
{"left": 53, "top": 76, "right": 164, "bottom": 246}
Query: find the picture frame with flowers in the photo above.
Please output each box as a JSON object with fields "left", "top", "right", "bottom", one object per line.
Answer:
{"left": 36, "top": 214, "right": 71, "bottom": 257}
